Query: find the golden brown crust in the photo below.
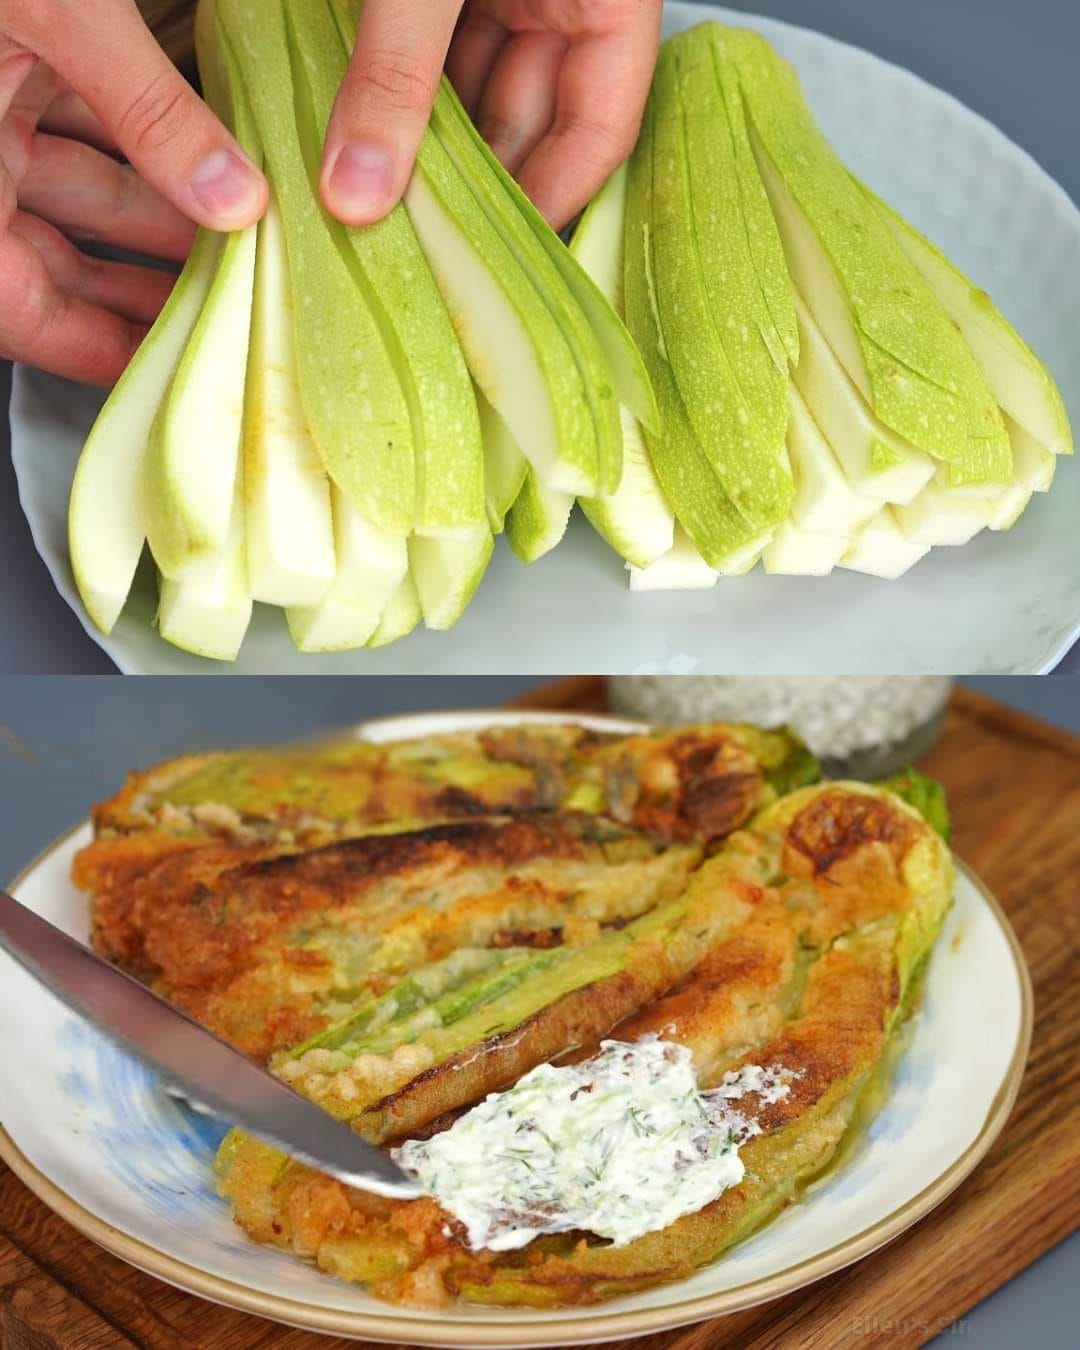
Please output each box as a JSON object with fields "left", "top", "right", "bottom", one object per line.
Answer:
{"left": 94, "top": 813, "right": 695, "bottom": 1058}
{"left": 779, "top": 788, "right": 924, "bottom": 942}
{"left": 75, "top": 725, "right": 778, "bottom": 991}
{"left": 77, "top": 723, "right": 794, "bottom": 1062}
{"left": 575, "top": 731, "right": 765, "bottom": 842}
{"left": 95, "top": 816, "right": 584, "bottom": 967}
{"left": 785, "top": 786, "right": 919, "bottom": 881}
{"left": 80, "top": 724, "right": 772, "bottom": 861}
{"left": 88, "top": 753, "right": 224, "bottom": 835}
{"left": 610, "top": 897, "right": 798, "bottom": 1081}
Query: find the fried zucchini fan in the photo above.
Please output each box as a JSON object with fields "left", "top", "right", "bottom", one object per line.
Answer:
{"left": 76, "top": 721, "right": 818, "bottom": 1056}
{"left": 214, "top": 781, "right": 953, "bottom": 1307}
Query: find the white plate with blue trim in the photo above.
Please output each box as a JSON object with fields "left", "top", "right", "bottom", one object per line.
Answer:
{"left": 0, "top": 709, "right": 1031, "bottom": 1346}
{"left": 9, "top": 1, "right": 1080, "bottom": 675}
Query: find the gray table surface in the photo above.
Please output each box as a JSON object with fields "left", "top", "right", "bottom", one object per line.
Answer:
{"left": 2, "top": 0, "right": 1079, "bottom": 673}
{"left": 0, "top": 674, "right": 1076, "bottom": 1345}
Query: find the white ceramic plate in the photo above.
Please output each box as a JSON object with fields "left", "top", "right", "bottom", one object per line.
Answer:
{"left": 10, "top": 3, "right": 1080, "bottom": 675}
{"left": 0, "top": 709, "right": 1031, "bottom": 1346}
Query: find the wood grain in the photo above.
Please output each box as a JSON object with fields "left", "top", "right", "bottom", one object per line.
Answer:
{"left": 1, "top": 682, "right": 1076, "bottom": 1350}
{"left": 0, "top": 1232, "right": 137, "bottom": 1350}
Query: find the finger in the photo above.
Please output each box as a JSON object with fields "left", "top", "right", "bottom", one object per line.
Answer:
{"left": 14, "top": 0, "right": 266, "bottom": 230}
{"left": 445, "top": 10, "right": 507, "bottom": 116}
{"left": 0, "top": 43, "right": 36, "bottom": 231}
{"left": 21, "top": 133, "right": 195, "bottom": 260}
{"left": 0, "top": 161, "right": 15, "bottom": 235}
{"left": 321, "top": 0, "right": 463, "bottom": 225}
{"left": 11, "top": 210, "right": 175, "bottom": 323}
{"left": 476, "top": 32, "right": 566, "bottom": 175}
{"left": 0, "top": 227, "right": 147, "bottom": 385}
{"left": 40, "top": 88, "right": 121, "bottom": 156}
{"left": 0, "top": 55, "right": 59, "bottom": 186}
{"left": 517, "top": 26, "right": 659, "bottom": 230}
{"left": 0, "top": 40, "right": 36, "bottom": 121}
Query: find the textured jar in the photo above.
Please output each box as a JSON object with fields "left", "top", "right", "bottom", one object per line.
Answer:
{"left": 609, "top": 678, "right": 954, "bottom": 779}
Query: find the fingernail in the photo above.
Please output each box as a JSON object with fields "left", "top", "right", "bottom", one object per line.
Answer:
{"left": 190, "top": 148, "right": 263, "bottom": 224}
{"left": 326, "top": 141, "right": 395, "bottom": 222}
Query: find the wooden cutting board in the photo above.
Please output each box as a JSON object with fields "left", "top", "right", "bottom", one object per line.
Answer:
{"left": 1, "top": 683, "right": 1076, "bottom": 1350}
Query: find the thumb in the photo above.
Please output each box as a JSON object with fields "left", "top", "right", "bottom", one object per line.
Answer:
{"left": 321, "top": 0, "right": 462, "bottom": 226}
{"left": 17, "top": 0, "right": 266, "bottom": 231}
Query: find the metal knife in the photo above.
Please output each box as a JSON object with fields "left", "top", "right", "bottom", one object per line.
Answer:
{"left": 0, "top": 888, "right": 422, "bottom": 1200}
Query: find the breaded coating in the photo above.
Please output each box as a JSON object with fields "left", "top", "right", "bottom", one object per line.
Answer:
{"left": 76, "top": 721, "right": 812, "bottom": 918}
{"left": 77, "top": 722, "right": 816, "bottom": 1057}
{"left": 92, "top": 812, "right": 699, "bottom": 1058}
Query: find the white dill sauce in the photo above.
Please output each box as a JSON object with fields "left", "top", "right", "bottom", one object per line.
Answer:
{"left": 393, "top": 1039, "right": 793, "bottom": 1252}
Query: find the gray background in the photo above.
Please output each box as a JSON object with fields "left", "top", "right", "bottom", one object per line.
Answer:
{"left": 1, "top": 0, "right": 1079, "bottom": 672}
{"left": 1, "top": 675, "right": 1074, "bottom": 873}
{"left": 0, "top": 673, "right": 1076, "bottom": 1346}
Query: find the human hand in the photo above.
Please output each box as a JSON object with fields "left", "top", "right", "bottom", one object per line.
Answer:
{"left": 0, "top": 0, "right": 267, "bottom": 384}
{"left": 2, "top": 0, "right": 659, "bottom": 385}
{"left": 322, "top": 0, "right": 662, "bottom": 231}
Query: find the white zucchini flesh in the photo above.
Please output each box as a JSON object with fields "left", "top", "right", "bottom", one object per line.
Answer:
{"left": 785, "top": 383, "right": 882, "bottom": 535}
{"left": 1006, "top": 414, "right": 1057, "bottom": 492}
{"left": 367, "top": 571, "right": 423, "bottom": 648}
{"left": 571, "top": 165, "right": 674, "bottom": 568}
{"left": 410, "top": 527, "right": 495, "bottom": 630}
{"left": 763, "top": 521, "right": 849, "bottom": 575}
{"left": 286, "top": 597, "right": 382, "bottom": 653}
{"left": 69, "top": 229, "right": 224, "bottom": 635}
{"left": 286, "top": 489, "right": 409, "bottom": 652}
{"left": 894, "top": 481, "right": 990, "bottom": 547}
{"left": 629, "top": 527, "right": 720, "bottom": 591}
{"left": 144, "top": 213, "right": 258, "bottom": 577}
{"left": 840, "top": 508, "right": 931, "bottom": 579}
{"left": 582, "top": 406, "right": 675, "bottom": 569}
{"left": 244, "top": 195, "right": 336, "bottom": 607}
{"left": 987, "top": 485, "right": 1033, "bottom": 531}
{"left": 157, "top": 472, "right": 252, "bottom": 661}
{"left": 479, "top": 392, "right": 528, "bottom": 534}
{"left": 404, "top": 167, "right": 595, "bottom": 497}
{"left": 791, "top": 292, "right": 935, "bottom": 505}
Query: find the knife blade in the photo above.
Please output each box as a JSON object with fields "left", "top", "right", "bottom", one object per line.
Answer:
{"left": 0, "top": 888, "right": 422, "bottom": 1200}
